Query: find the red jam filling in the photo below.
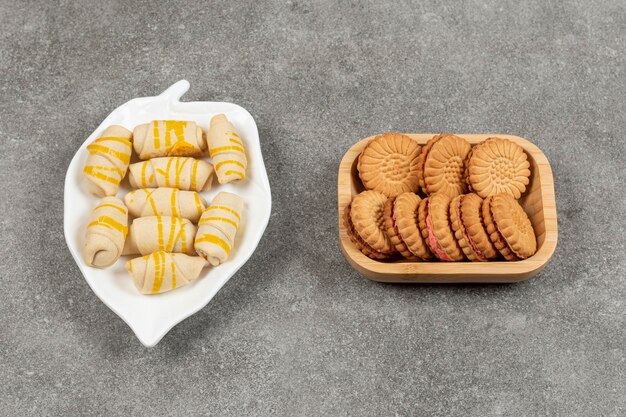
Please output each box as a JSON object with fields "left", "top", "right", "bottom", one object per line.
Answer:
{"left": 426, "top": 212, "right": 453, "bottom": 261}
{"left": 391, "top": 204, "right": 405, "bottom": 243}
{"left": 465, "top": 231, "right": 486, "bottom": 261}
{"left": 458, "top": 198, "right": 487, "bottom": 261}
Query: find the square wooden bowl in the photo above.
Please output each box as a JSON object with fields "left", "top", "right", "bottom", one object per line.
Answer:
{"left": 338, "top": 134, "right": 558, "bottom": 283}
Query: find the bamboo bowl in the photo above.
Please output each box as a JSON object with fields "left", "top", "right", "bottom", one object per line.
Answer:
{"left": 338, "top": 134, "right": 558, "bottom": 283}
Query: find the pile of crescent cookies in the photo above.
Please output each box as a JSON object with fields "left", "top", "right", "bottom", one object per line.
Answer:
{"left": 345, "top": 133, "right": 538, "bottom": 262}
{"left": 82, "top": 116, "right": 247, "bottom": 294}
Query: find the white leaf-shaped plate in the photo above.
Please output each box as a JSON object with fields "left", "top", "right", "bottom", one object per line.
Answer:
{"left": 64, "top": 80, "right": 272, "bottom": 347}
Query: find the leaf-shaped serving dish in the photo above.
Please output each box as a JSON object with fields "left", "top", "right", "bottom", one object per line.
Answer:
{"left": 64, "top": 80, "right": 272, "bottom": 347}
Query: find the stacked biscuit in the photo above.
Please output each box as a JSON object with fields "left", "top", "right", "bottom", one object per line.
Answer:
{"left": 345, "top": 133, "right": 537, "bottom": 262}
{"left": 82, "top": 116, "right": 246, "bottom": 294}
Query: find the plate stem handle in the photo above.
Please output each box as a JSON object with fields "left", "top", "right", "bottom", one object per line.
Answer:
{"left": 159, "top": 80, "right": 190, "bottom": 105}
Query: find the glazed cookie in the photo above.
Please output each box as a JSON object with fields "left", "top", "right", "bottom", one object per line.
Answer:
{"left": 417, "top": 194, "right": 465, "bottom": 261}
{"left": 465, "top": 137, "right": 530, "bottom": 199}
{"left": 449, "top": 193, "right": 498, "bottom": 262}
{"left": 351, "top": 191, "right": 396, "bottom": 255}
{"left": 482, "top": 194, "right": 537, "bottom": 260}
{"left": 417, "top": 133, "right": 471, "bottom": 197}
{"left": 357, "top": 133, "right": 421, "bottom": 197}
{"left": 393, "top": 192, "right": 433, "bottom": 260}
{"left": 343, "top": 203, "right": 391, "bottom": 260}
{"left": 383, "top": 197, "right": 420, "bottom": 260}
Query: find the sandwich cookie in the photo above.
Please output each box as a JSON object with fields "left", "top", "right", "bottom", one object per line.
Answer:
{"left": 343, "top": 203, "right": 392, "bottom": 260}
{"left": 449, "top": 193, "right": 498, "bottom": 261}
{"left": 465, "top": 137, "right": 530, "bottom": 199}
{"left": 482, "top": 194, "right": 537, "bottom": 260}
{"left": 357, "top": 133, "right": 421, "bottom": 197}
{"left": 417, "top": 133, "right": 471, "bottom": 198}
{"left": 383, "top": 197, "right": 419, "bottom": 260}
{"left": 417, "top": 194, "right": 465, "bottom": 261}
{"left": 388, "top": 192, "right": 433, "bottom": 260}
{"left": 350, "top": 190, "right": 397, "bottom": 256}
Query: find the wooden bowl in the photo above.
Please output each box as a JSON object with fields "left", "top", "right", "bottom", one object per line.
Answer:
{"left": 338, "top": 134, "right": 558, "bottom": 283}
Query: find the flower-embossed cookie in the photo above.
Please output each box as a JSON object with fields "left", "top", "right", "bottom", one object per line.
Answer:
{"left": 417, "top": 133, "right": 472, "bottom": 197}
{"left": 449, "top": 193, "right": 498, "bottom": 262}
{"left": 482, "top": 194, "right": 537, "bottom": 260}
{"left": 417, "top": 194, "right": 465, "bottom": 261}
{"left": 343, "top": 203, "right": 391, "bottom": 260}
{"left": 357, "top": 133, "right": 421, "bottom": 197}
{"left": 465, "top": 137, "right": 530, "bottom": 199}
{"left": 350, "top": 190, "right": 397, "bottom": 256}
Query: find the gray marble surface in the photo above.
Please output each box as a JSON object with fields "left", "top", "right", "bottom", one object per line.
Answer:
{"left": 1, "top": 0, "right": 625, "bottom": 415}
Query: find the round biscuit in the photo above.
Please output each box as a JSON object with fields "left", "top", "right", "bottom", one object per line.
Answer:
{"left": 358, "top": 133, "right": 421, "bottom": 197}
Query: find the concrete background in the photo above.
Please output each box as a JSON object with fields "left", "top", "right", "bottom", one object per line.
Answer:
{"left": 1, "top": 0, "right": 624, "bottom": 415}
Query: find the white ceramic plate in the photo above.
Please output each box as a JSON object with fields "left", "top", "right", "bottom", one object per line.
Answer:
{"left": 64, "top": 80, "right": 272, "bottom": 347}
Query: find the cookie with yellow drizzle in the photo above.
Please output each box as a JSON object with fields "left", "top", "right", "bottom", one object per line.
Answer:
{"left": 195, "top": 192, "right": 244, "bottom": 266}
{"left": 123, "top": 216, "right": 197, "bottom": 256}
{"left": 133, "top": 120, "right": 207, "bottom": 160}
{"left": 84, "top": 196, "right": 128, "bottom": 268}
{"left": 207, "top": 114, "right": 247, "bottom": 184}
{"left": 128, "top": 157, "right": 214, "bottom": 191}
{"left": 125, "top": 251, "right": 207, "bottom": 295}
{"left": 124, "top": 187, "right": 207, "bottom": 223}
{"left": 83, "top": 125, "right": 132, "bottom": 197}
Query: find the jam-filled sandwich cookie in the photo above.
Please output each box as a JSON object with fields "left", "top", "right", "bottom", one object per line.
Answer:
{"left": 350, "top": 190, "right": 397, "bottom": 258}
{"left": 482, "top": 194, "right": 537, "bottom": 260}
{"left": 417, "top": 194, "right": 465, "bottom": 261}
{"left": 383, "top": 197, "right": 418, "bottom": 260}
{"left": 384, "top": 193, "right": 433, "bottom": 261}
{"left": 357, "top": 133, "right": 421, "bottom": 197}
{"left": 465, "top": 137, "right": 530, "bottom": 199}
{"left": 449, "top": 193, "right": 498, "bottom": 262}
{"left": 343, "top": 203, "right": 392, "bottom": 260}
{"left": 417, "top": 133, "right": 472, "bottom": 197}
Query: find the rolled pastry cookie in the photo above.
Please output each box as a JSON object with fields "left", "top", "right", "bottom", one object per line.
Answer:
{"left": 124, "top": 187, "right": 207, "bottom": 223}
{"left": 84, "top": 197, "right": 128, "bottom": 268}
{"left": 133, "top": 120, "right": 206, "bottom": 160}
{"left": 83, "top": 125, "right": 133, "bottom": 197}
{"left": 125, "top": 251, "right": 207, "bottom": 295}
{"left": 207, "top": 114, "right": 247, "bottom": 184}
{"left": 123, "top": 216, "right": 197, "bottom": 256}
{"left": 194, "top": 192, "right": 244, "bottom": 266}
{"left": 128, "top": 157, "right": 214, "bottom": 191}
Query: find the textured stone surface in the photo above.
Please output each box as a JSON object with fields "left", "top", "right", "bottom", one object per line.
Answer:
{"left": 1, "top": 0, "right": 625, "bottom": 415}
